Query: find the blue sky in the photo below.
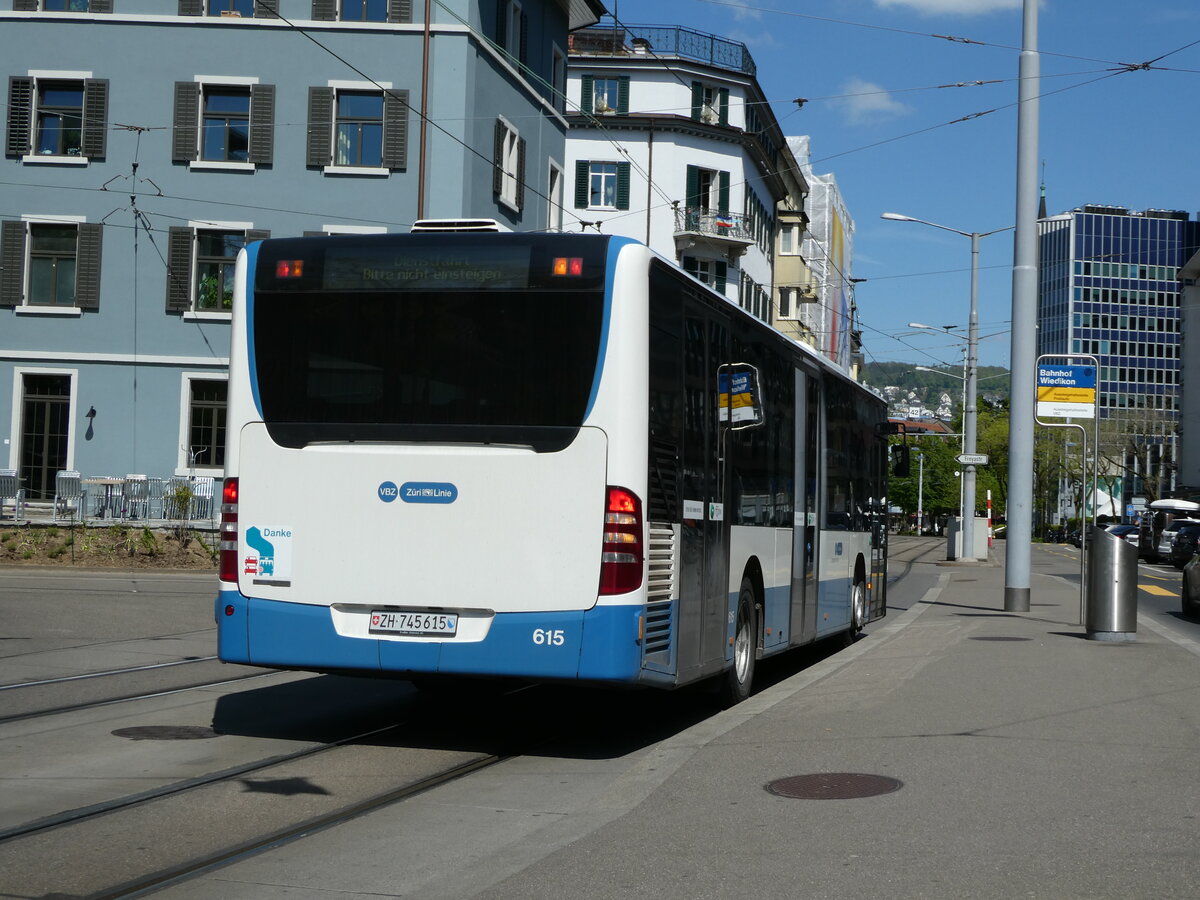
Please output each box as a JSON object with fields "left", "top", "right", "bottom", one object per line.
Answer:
{"left": 621, "top": 0, "right": 1200, "bottom": 370}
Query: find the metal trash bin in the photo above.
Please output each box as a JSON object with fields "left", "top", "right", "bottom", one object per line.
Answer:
{"left": 1085, "top": 525, "right": 1138, "bottom": 642}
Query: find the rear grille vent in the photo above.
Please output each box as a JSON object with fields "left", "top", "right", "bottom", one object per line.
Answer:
{"left": 647, "top": 438, "right": 678, "bottom": 521}
{"left": 644, "top": 523, "right": 677, "bottom": 654}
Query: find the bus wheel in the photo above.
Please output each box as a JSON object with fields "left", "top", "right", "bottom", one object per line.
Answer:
{"left": 849, "top": 579, "right": 867, "bottom": 638}
{"left": 720, "top": 579, "right": 757, "bottom": 707}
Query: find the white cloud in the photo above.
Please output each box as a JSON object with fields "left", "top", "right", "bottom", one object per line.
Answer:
{"left": 839, "top": 78, "right": 912, "bottom": 124}
{"left": 725, "top": 0, "right": 762, "bottom": 21}
{"left": 875, "top": 0, "right": 1021, "bottom": 14}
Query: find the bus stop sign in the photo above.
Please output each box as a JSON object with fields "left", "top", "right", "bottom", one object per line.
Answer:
{"left": 1037, "top": 364, "right": 1096, "bottom": 419}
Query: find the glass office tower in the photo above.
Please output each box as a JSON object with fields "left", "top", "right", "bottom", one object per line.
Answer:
{"left": 1038, "top": 205, "right": 1200, "bottom": 505}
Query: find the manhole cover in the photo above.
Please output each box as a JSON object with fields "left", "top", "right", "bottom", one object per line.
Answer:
{"left": 970, "top": 636, "right": 1032, "bottom": 642}
{"left": 765, "top": 773, "right": 902, "bottom": 800}
{"left": 111, "top": 725, "right": 219, "bottom": 741}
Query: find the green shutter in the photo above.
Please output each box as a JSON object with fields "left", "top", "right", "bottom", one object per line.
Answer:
{"left": 75, "top": 223, "right": 102, "bottom": 310}
{"left": 580, "top": 75, "right": 593, "bottom": 114}
{"left": 575, "top": 160, "right": 589, "bottom": 208}
{"left": 617, "top": 77, "right": 630, "bottom": 115}
{"left": 718, "top": 88, "right": 729, "bottom": 125}
{"left": 615, "top": 162, "right": 630, "bottom": 210}
{"left": 685, "top": 165, "right": 699, "bottom": 209}
{"left": 690, "top": 82, "right": 702, "bottom": 120}
{"left": 718, "top": 171, "right": 730, "bottom": 215}
{"left": 715, "top": 261, "right": 727, "bottom": 294}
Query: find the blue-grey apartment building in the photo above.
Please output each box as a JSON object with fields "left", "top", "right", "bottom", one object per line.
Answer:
{"left": 1, "top": 0, "right": 603, "bottom": 501}
{"left": 1038, "top": 204, "right": 1200, "bottom": 501}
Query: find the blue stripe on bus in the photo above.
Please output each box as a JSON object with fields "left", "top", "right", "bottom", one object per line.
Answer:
{"left": 243, "top": 240, "right": 264, "bottom": 418}
{"left": 216, "top": 592, "right": 644, "bottom": 683}
{"left": 583, "top": 237, "right": 639, "bottom": 421}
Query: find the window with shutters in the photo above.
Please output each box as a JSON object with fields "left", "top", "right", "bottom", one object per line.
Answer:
{"left": 573, "top": 159, "right": 629, "bottom": 211}
{"left": 307, "top": 83, "right": 408, "bottom": 174}
{"left": 173, "top": 79, "right": 274, "bottom": 170}
{"left": 0, "top": 217, "right": 102, "bottom": 314}
{"left": 6, "top": 73, "right": 108, "bottom": 163}
{"left": 309, "top": 0, "right": 412, "bottom": 22}
{"left": 690, "top": 81, "right": 728, "bottom": 126}
{"left": 493, "top": 117, "right": 524, "bottom": 212}
{"left": 682, "top": 256, "right": 727, "bottom": 294}
{"left": 29, "top": 1, "right": 111, "bottom": 11}
{"left": 165, "top": 223, "right": 268, "bottom": 317}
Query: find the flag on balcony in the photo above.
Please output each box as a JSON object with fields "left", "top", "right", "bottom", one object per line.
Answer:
{"left": 715, "top": 214, "right": 733, "bottom": 228}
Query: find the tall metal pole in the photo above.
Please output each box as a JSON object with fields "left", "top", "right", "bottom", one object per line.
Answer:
{"left": 962, "top": 232, "right": 980, "bottom": 561}
{"left": 917, "top": 452, "right": 925, "bottom": 535}
{"left": 1005, "top": 0, "right": 1040, "bottom": 612}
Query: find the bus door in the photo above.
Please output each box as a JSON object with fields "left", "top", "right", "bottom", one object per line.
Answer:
{"left": 677, "top": 307, "right": 730, "bottom": 678}
{"left": 791, "top": 369, "right": 820, "bottom": 645}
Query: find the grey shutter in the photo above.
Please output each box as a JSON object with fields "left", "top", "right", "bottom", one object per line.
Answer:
{"left": 249, "top": 83, "right": 275, "bottom": 165}
{"left": 92, "top": 0, "right": 114, "bottom": 11}
{"left": 255, "top": 0, "right": 279, "bottom": 16}
{"left": 382, "top": 89, "right": 408, "bottom": 170}
{"left": 492, "top": 119, "right": 505, "bottom": 196}
{"left": 574, "top": 160, "right": 589, "bottom": 208}
{"left": 14, "top": 0, "right": 39, "bottom": 10}
{"left": 718, "top": 88, "right": 729, "bottom": 125}
{"left": 7, "top": 76, "right": 33, "bottom": 157}
{"left": 165, "top": 226, "right": 193, "bottom": 312}
{"left": 515, "top": 136, "right": 526, "bottom": 210}
{"left": 388, "top": 0, "right": 412, "bottom": 22}
{"left": 311, "top": 0, "right": 336, "bottom": 19}
{"left": 615, "top": 162, "right": 630, "bottom": 210}
{"left": 178, "top": 0, "right": 202, "bottom": 14}
{"left": 579, "top": 75, "right": 593, "bottom": 114}
{"left": 690, "top": 82, "right": 702, "bottom": 120}
{"left": 75, "top": 223, "right": 102, "bottom": 311}
{"left": 307, "top": 86, "right": 333, "bottom": 167}
{"left": 172, "top": 82, "right": 199, "bottom": 162}
{"left": 81, "top": 78, "right": 108, "bottom": 159}
{"left": 0, "top": 220, "right": 26, "bottom": 308}
{"left": 617, "top": 77, "right": 630, "bottom": 115}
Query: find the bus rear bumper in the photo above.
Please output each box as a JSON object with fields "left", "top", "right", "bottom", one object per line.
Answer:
{"left": 216, "top": 589, "right": 645, "bottom": 683}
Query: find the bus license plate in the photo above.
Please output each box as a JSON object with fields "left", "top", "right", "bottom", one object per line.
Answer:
{"left": 369, "top": 610, "right": 457, "bottom": 637}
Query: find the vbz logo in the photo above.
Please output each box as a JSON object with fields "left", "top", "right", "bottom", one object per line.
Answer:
{"left": 378, "top": 481, "right": 399, "bottom": 503}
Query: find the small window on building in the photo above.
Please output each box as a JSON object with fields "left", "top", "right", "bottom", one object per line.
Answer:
{"left": 580, "top": 75, "right": 629, "bottom": 116}
{"left": 691, "top": 81, "right": 728, "bottom": 125}
{"left": 188, "top": 379, "right": 227, "bottom": 469}
{"left": 7, "top": 74, "right": 108, "bottom": 161}
{"left": 341, "top": 0, "right": 388, "bottom": 19}
{"left": 573, "top": 160, "right": 629, "bottom": 210}
{"left": 306, "top": 85, "right": 408, "bottom": 172}
{"left": 0, "top": 218, "right": 102, "bottom": 311}
{"left": 493, "top": 118, "right": 525, "bottom": 211}
{"left": 164, "top": 224, "right": 269, "bottom": 315}
{"left": 208, "top": 0, "right": 257, "bottom": 15}
{"left": 202, "top": 88, "right": 250, "bottom": 161}
{"left": 547, "top": 161, "right": 564, "bottom": 232}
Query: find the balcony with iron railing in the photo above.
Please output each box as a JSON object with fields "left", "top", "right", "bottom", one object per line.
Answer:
{"left": 569, "top": 21, "right": 756, "bottom": 77}
{"left": 674, "top": 206, "right": 755, "bottom": 255}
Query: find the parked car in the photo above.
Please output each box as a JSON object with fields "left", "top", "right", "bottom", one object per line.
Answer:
{"left": 1156, "top": 518, "right": 1200, "bottom": 563}
{"left": 1169, "top": 524, "right": 1200, "bottom": 569}
{"left": 1105, "top": 523, "right": 1140, "bottom": 549}
{"left": 1182, "top": 552, "right": 1200, "bottom": 618}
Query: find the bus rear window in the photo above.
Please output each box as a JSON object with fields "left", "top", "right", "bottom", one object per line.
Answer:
{"left": 251, "top": 288, "right": 604, "bottom": 449}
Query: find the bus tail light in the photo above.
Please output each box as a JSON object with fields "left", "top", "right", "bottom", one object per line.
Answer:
{"left": 219, "top": 477, "right": 239, "bottom": 583}
{"left": 600, "top": 485, "right": 643, "bottom": 595}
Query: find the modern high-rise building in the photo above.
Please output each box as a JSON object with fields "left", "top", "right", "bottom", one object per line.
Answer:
{"left": 1038, "top": 204, "right": 1200, "bottom": 503}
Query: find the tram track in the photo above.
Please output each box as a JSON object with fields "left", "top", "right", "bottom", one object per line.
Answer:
{"left": 0, "top": 682, "right": 544, "bottom": 900}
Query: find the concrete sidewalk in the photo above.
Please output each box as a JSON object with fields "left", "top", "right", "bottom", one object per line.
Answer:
{"left": 166, "top": 543, "right": 1200, "bottom": 899}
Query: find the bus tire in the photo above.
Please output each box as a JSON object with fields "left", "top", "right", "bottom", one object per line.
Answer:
{"left": 720, "top": 578, "right": 757, "bottom": 707}
{"left": 851, "top": 578, "right": 867, "bottom": 634}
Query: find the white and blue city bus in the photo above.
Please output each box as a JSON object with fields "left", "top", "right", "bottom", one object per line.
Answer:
{"left": 216, "top": 231, "right": 889, "bottom": 704}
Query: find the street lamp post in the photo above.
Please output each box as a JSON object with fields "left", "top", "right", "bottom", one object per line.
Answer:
{"left": 882, "top": 212, "right": 1014, "bottom": 561}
